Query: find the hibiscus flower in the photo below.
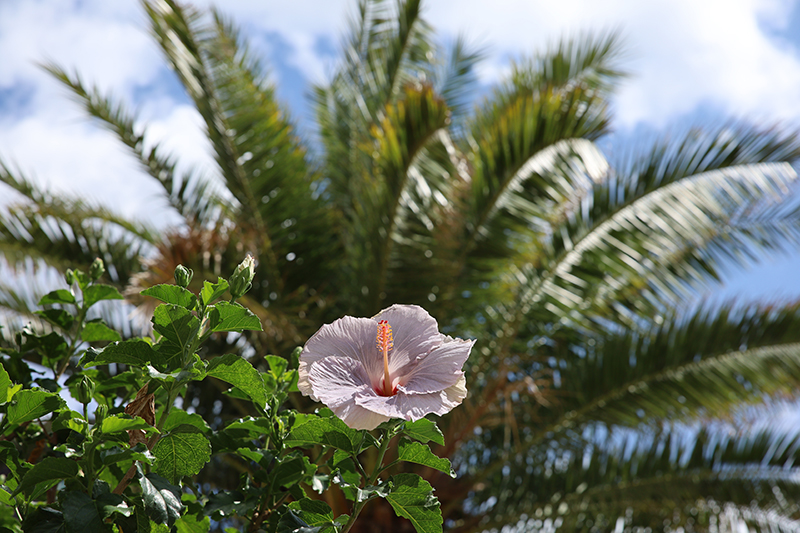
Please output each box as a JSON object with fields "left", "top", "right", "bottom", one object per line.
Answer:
{"left": 298, "top": 304, "right": 474, "bottom": 430}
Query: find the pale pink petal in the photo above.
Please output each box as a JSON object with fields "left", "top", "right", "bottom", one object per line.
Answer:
{"left": 373, "top": 304, "right": 442, "bottom": 373}
{"left": 299, "top": 316, "right": 384, "bottom": 396}
{"left": 332, "top": 401, "right": 392, "bottom": 431}
{"left": 443, "top": 374, "right": 468, "bottom": 404}
{"left": 355, "top": 384, "right": 466, "bottom": 422}
{"left": 307, "top": 356, "right": 391, "bottom": 430}
{"left": 398, "top": 338, "right": 475, "bottom": 394}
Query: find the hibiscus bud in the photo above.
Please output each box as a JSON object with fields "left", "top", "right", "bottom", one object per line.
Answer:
{"left": 89, "top": 258, "right": 105, "bottom": 281}
{"left": 74, "top": 375, "right": 96, "bottom": 405}
{"left": 229, "top": 255, "right": 255, "bottom": 299}
{"left": 65, "top": 269, "right": 75, "bottom": 286}
{"left": 94, "top": 404, "right": 107, "bottom": 426}
{"left": 174, "top": 264, "right": 193, "bottom": 288}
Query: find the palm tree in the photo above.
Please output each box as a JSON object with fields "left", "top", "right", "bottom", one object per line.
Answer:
{"left": 3, "top": 0, "right": 800, "bottom": 531}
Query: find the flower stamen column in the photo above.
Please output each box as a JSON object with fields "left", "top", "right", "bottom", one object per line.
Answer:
{"left": 377, "top": 320, "right": 394, "bottom": 396}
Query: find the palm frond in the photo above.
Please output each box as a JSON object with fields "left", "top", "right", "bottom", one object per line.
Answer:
{"left": 0, "top": 164, "right": 155, "bottom": 285}
{"left": 433, "top": 35, "right": 485, "bottom": 131}
{"left": 206, "top": 10, "right": 339, "bottom": 299}
{"left": 464, "top": 422, "right": 800, "bottom": 532}
{"left": 551, "top": 303, "right": 800, "bottom": 430}
{"left": 515, "top": 123, "right": 800, "bottom": 329}
{"left": 41, "top": 63, "right": 222, "bottom": 226}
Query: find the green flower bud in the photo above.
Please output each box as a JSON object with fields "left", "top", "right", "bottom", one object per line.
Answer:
{"left": 89, "top": 258, "right": 105, "bottom": 281}
{"left": 65, "top": 269, "right": 75, "bottom": 286}
{"left": 229, "top": 255, "right": 256, "bottom": 299}
{"left": 94, "top": 404, "right": 107, "bottom": 426}
{"left": 174, "top": 264, "right": 194, "bottom": 288}
{"left": 74, "top": 375, "right": 96, "bottom": 405}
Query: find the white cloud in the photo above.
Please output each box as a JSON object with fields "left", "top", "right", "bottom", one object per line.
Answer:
{"left": 2, "top": 0, "right": 800, "bottom": 233}
{"left": 424, "top": 0, "right": 800, "bottom": 129}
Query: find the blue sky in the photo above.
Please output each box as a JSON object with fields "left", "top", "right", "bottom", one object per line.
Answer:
{"left": 1, "top": 0, "right": 800, "bottom": 305}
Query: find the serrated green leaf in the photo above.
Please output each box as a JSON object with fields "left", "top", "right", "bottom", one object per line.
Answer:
{"left": 397, "top": 440, "right": 454, "bottom": 477}
{"left": 284, "top": 416, "right": 364, "bottom": 454}
{"left": 386, "top": 473, "right": 442, "bottom": 533}
{"left": 84, "top": 339, "right": 159, "bottom": 368}
{"left": 141, "top": 284, "right": 197, "bottom": 310}
{"left": 264, "top": 355, "right": 288, "bottom": 379}
{"left": 137, "top": 466, "right": 183, "bottom": 528}
{"left": 0, "top": 363, "right": 21, "bottom": 404}
{"left": 174, "top": 514, "right": 210, "bottom": 533}
{"left": 403, "top": 419, "right": 444, "bottom": 446}
{"left": 81, "top": 321, "right": 122, "bottom": 343}
{"left": 209, "top": 301, "right": 262, "bottom": 332}
{"left": 152, "top": 304, "right": 199, "bottom": 352}
{"left": 200, "top": 278, "right": 228, "bottom": 306}
{"left": 51, "top": 410, "right": 87, "bottom": 433}
{"left": 82, "top": 284, "right": 124, "bottom": 308}
{"left": 206, "top": 353, "right": 270, "bottom": 410}
{"left": 235, "top": 447, "right": 273, "bottom": 465}
{"left": 35, "top": 309, "right": 74, "bottom": 331}
{"left": 287, "top": 498, "right": 334, "bottom": 527}
{"left": 38, "top": 289, "right": 75, "bottom": 305}
{"left": 7, "top": 388, "right": 64, "bottom": 426}
{"left": 101, "top": 444, "right": 155, "bottom": 467}
{"left": 224, "top": 416, "right": 271, "bottom": 437}
{"left": 17, "top": 457, "right": 79, "bottom": 497}
{"left": 271, "top": 455, "right": 315, "bottom": 489}
{"left": 162, "top": 407, "right": 210, "bottom": 433}
{"left": 153, "top": 425, "right": 211, "bottom": 484}
{"left": 101, "top": 414, "right": 158, "bottom": 435}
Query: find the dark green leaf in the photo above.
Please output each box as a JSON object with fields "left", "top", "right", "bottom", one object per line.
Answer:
{"left": 271, "top": 455, "right": 315, "bottom": 489}
{"left": 403, "top": 419, "right": 444, "bottom": 446}
{"left": 84, "top": 339, "right": 159, "bottom": 368}
{"left": 137, "top": 466, "right": 183, "bottom": 527}
{"left": 62, "top": 490, "right": 112, "bottom": 533}
{"left": 285, "top": 416, "right": 364, "bottom": 454}
{"left": 151, "top": 304, "right": 199, "bottom": 352}
{"left": 206, "top": 353, "right": 270, "bottom": 410}
{"left": 101, "top": 444, "right": 155, "bottom": 467}
{"left": 209, "top": 301, "right": 262, "bottom": 332}
{"left": 38, "top": 289, "right": 75, "bottom": 305}
{"left": 81, "top": 321, "right": 121, "bottom": 343}
{"left": 20, "top": 507, "right": 65, "bottom": 533}
{"left": 17, "top": 457, "right": 79, "bottom": 497}
{"left": 35, "top": 309, "right": 74, "bottom": 331}
{"left": 386, "top": 473, "right": 442, "bottom": 533}
{"left": 223, "top": 416, "right": 271, "bottom": 437}
{"left": 287, "top": 499, "right": 334, "bottom": 527}
{"left": 397, "top": 439, "right": 454, "bottom": 477}
{"left": 7, "top": 388, "right": 64, "bottom": 426}
{"left": 82, "top": 284, "right": 124, "bottom": 308}
{"left": 141, "top": 284, "right": 197, "bottom": 310}
{"left": 153, "top": 424, "right": 211, "bottom": 484}
{"left": 162, "top": 407, "right": 210, "bottom": 433}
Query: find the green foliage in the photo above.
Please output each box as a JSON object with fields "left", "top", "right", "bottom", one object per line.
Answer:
{"left": 0, "top": 261, "right": 451, "bottom": 533}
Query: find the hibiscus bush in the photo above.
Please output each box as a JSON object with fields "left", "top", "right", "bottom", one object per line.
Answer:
{"left": 0, "top": 258, "right": 467, "bottom": 533}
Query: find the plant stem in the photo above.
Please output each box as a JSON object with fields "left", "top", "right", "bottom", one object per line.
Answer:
{"left": 340, "top": 426, "right": 395, "bottom": 533}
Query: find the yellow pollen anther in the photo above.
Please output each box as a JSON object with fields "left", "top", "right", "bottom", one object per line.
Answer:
{"left": 377, "top": 320, "right": 393, "bottom": 396}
